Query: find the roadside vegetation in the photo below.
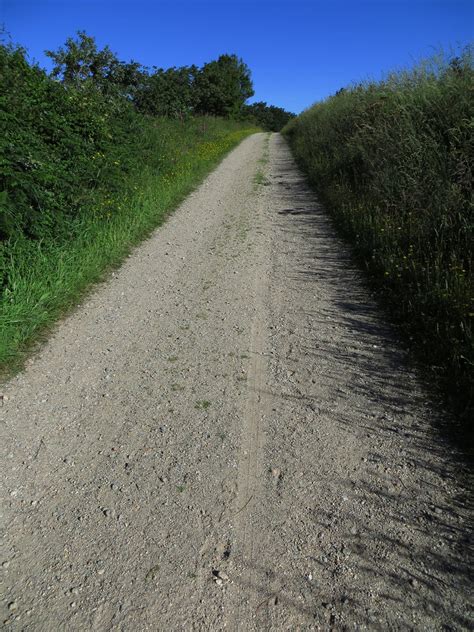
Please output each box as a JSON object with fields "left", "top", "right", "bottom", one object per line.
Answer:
{"left": 283, "top": 48, "right": 473, "bottom": 424}
{"left": 254, "top": 133, "right": 271, "bottom": 188}
{"left": 0, "top": 31, "right": 285, "bottom": 372}
{"left": 244, "top": 102, "right": 295, "bottom": 131}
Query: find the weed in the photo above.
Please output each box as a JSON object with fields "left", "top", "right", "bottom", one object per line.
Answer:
{"left": 195, "top": 400, "right": 211, "bottom": 410}
{"left": 253, "top": 133, "right": 271, "bottom": 188}
{"left": 283, "top": 47, "right": 473, "bottom": 422}
{"left": 145, "top": 565, "right": 160, "bottom": 582}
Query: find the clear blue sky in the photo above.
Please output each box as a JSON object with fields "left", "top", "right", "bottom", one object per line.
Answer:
{"left": 2, "top": 0, "right": 473, "bottom": 113}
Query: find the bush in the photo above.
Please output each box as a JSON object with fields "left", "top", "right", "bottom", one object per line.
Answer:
{"left": 283, "top": 48, "right": 474, "bottom": 422}
{"left": 0, "top": 39, "right": 257, "bottom": 369}
{"left": 0, "top": 40, "right": 135, "bottom": 245}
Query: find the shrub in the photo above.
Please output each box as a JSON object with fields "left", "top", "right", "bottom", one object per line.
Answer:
{"left": 0, "top": 38, "right": 257, "bottom": 369}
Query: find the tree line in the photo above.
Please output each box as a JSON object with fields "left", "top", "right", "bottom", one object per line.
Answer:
{"left": 45, "top": 31, "right": 294, "bottom": 129}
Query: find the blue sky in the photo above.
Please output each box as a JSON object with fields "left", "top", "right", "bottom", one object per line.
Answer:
{"left": 2, "top": 0, "right": 473, "bottom": 113}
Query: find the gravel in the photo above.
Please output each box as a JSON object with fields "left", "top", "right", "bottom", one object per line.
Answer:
{"left": 0, "top": 132, "right": 472, "bottom": 631}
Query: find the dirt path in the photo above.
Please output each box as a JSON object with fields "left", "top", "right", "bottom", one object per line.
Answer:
{"left": 1, "top": 133, "right": 472, "bottom": 631}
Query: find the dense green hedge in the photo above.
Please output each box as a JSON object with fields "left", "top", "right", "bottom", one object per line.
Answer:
{"left": 0, "top": 41, "right": 257, "bottom": 370}
{"left": 284, "top": 49, "right": 473, "bottom": 422}
{"left": 1, "top": 41, "right": 146, "bottom": 247}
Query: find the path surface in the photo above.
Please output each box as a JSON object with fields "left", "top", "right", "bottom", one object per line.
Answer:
{"left": 1, "top": 133, "right": 472, "bottom": 631}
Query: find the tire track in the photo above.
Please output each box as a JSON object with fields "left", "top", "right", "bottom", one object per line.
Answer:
{"left": 225, "top": 226, "right": 271, "bottom": 628}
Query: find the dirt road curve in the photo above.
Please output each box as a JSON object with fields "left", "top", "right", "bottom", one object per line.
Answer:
{"left": 1, "top": 133, "right": 472, "bottom": 631}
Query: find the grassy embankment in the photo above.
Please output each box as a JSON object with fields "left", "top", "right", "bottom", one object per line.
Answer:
{"left": 0, "top": 44, "right": 257, "bottom": 374}
{"left": 283, "top": 49, "right": 473, "bottom": 426}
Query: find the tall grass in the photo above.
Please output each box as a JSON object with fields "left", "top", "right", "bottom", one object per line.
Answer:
{"left": 0, "top": 118, "right": 257, "bottom": 373}
{"left": 283, "top": 48, "right": 473, "bottom": 424}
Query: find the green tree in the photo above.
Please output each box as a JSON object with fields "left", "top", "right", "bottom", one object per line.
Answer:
{"left": 243, "top": 101, "right": 295, "bottom": 131}
{"left": 194, "top": 54, "right": 253, "bottom": 118}
{"left": 134, "top": 66, "right": 197, "bottom": 118}
{"left": 46, "top": 31, "right": 118, "bottom": 88}
{"left": 45, "top": 30, "right": 145, "bottom": 99}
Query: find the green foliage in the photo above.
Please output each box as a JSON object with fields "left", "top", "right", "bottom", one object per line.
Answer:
{"left": 1, "top": 42, "right": 92, "bottom": 241}
{"left": 46, "top": 30, "right": 117, "bottom": 87}
{"left": 134, "top": 66, "right": 197, "bottom": 118}
{"left": 0, "top": 38, "right": 257, "bottom": 370}
{"left": 283, "top": 48, "right": 474, "bottom": 421}
{"left": 193, "top": 54, "right": 254, "bottom": 118}
{"left": 243, "top": 101, "right": 295, "bottom": 131}
{"left": 44, "top": 33, "right": 259, "bottom": 121}
{"left": 45, "top": 30, "right": 144, "bottom": 98}
{"left": 0, "top": 40, "right": 139, "bottom": 245}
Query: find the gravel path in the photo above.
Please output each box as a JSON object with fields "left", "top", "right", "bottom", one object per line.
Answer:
{"left": 1, "top": 133, "right": 472, "bottom": 631}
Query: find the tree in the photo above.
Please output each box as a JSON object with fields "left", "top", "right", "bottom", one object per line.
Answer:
{"left": 134, "top": 66, "right": 197, "bottom": 118}
{"left": 193, "top": 54, "right": 253, "bottom": 118}
{"left": 243, "top": 101, "right": 295, "bottom": 131}
{"left": 46, "top": 31, "right": 118, "bottom": 87}
{"left": 45, "top": 30, "right": 145, "bottom": 99}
